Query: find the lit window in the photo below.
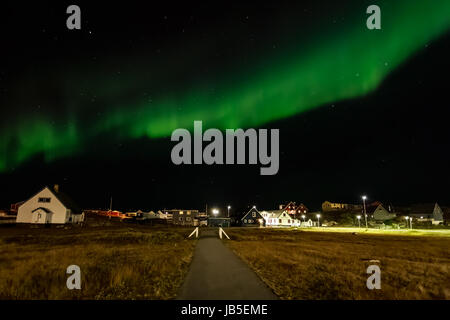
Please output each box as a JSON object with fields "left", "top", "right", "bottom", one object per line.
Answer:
{"left": 38, "top": 197, "right": 51, "bottom": 203}
{"left": 252, "top": 212, "right": 256, "bottom": 217}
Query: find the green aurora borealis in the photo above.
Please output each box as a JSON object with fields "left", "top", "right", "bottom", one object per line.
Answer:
{"left": 1, "top": 0, "right": 450, "bottom": 172}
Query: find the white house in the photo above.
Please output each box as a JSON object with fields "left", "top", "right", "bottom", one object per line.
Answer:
{"left": 370, "top": 204, "right": 396, "bottom": 221}
{"left": 16, "top": 185, "right": 84, "bottom": 224}
{"left": 158, "top": 210, "right": 173, "bottom": 220}
{"left": 260, "top": 210, "right": 301, "bottom": 227}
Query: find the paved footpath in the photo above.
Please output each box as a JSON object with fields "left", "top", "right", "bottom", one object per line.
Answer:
{"left": 177, "top": 229, "right": 277, "bottom": 300}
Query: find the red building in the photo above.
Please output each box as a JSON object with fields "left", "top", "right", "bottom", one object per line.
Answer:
{"left": 279, "top": 201, "right": 309, "bottom": 218}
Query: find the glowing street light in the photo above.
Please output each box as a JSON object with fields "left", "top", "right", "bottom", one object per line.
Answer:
{"left": 405, "top": 216, "right": 410, "bottom": 229}
{"left": 227, "top": 205, "right": 231, "bottom": 218}
{"left": 356, "top": 215, "right": 361, "bottom": 228}
{"left": 212, "top": 208, "right": 219, "bottom": 216}
{"left": 362, "top": 195, "right": 368, "bottom": 229}
{"left": 316, "top": 214, "right": 321, "bottom": 227}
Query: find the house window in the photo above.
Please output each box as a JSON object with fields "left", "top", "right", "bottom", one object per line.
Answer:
{"left": 179, "top": 217, "right": 183, "bottom": 221}
{"left": 186, "top": 217, "right": 191, "bottom": 221}
{"left": 252, "top": 212, "right": 256, "bottom": 217}
{"left": 38, "top": 197, "right": 51, "bottom": 203}
{"left": 279, "top": 219, "right": 282, "bottom": 223}
{"left": 249, "top": 219, "right": 253, "bottom": 223}
{"left": 244, "top": 219, "right": 247, "bottom": 223}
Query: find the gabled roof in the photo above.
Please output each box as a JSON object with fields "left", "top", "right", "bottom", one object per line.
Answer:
{"left": 261, "top": 210, "right": 286, "bottom": 219}
{"left": 281, "top": 201, "right": 296, "bottom": 211}
{"left": 32, "top": 207, "right": 52, "bottom": 214}
{"left": 241, "top": 207, "right": 261, "bottom": 220}
{"left": 51, "top": 189, "right": 82, "bottom": 214}
{"left": 24, "top": 186, "right": 82, "bottom": 214}
{"left": 366, "top": 204, "right": 384, "bottom": 215}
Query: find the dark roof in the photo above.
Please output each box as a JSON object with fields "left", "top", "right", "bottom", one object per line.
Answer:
{"left": 48, "top": 187, "right": 82, "bottom": 214}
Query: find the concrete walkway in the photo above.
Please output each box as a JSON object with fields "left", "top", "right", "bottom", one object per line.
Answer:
{"left": 177, "top": 229, "right": 277, "bottom": 300}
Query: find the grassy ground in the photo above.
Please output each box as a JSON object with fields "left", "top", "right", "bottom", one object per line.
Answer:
{"left": 225, "top": 227, "right": 450, "bottom": 300}
{"left": 0, "top": 224, "right": 195, "bottom": 299}
{"left": 300, "top": 227, "right": 450, "bottom": 237}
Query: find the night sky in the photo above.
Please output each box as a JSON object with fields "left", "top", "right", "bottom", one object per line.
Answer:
{"left": 1, "top": 0, "right": 450, "bottom": 213}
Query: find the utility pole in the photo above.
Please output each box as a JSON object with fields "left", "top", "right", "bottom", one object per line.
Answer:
{"left": 362, "top": 195, "right": 368, "bottom": 229}
{"left": 109, "top": 197, "right": 113, "bottom": 219}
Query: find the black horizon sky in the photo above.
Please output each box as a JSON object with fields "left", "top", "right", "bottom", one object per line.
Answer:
{"left": 1, "top": 1, "right": 449, "bottom": 213}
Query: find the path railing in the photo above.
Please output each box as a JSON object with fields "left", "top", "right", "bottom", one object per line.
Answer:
{"left": 187, "top": 227, "right": 230, "bottom": 239}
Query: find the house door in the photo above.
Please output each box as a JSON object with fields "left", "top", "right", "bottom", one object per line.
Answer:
{"left": 35, "top": 211, "right": 47, "bottom": 224}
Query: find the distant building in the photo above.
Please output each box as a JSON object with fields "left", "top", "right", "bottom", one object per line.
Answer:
{"left": 170, "top": 209, "right": 206, "bottom": 226}
{"left": 10, "top": 201, "right": 25, "bottom": 215}
{"left": 322, "top": 201, "right": 348, "bottom": 212}
{"left": 409, "top": 203, "right": 444, "bottom": 225}
{"left": 241, "top": 207, "right": 265, "bottom": 227}
{"left": 208, "top": 217, "right": 231, "bottom": 227}
{"left": 370, "top": 204, "right": 396, "bottom": 221}
{"left": 16, "top": 185, "right": 84, "bottom": 224}
{"left": 125, "top": 210, "right": 145, "bottom": 218}
{"left": 261, "top": 210, "right": 301, "bottom": 227}
{"left": 159, "top": 210, "right": 173, "bottom": 221}
{"left": 322, "top": 201, "right": 362, "bottom": 212}
{"left": 84, "top": 209, "right": 126, "bottom": 219}
{"left": 279, "top": 201, "right": 309, "bottom": 218}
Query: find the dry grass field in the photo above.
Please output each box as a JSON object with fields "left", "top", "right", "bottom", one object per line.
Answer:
{"left": 225, "top": 228, "right": 450, "bottom": 300}
{"left": 0, "top": 224, "right": 195, "bottom": 300}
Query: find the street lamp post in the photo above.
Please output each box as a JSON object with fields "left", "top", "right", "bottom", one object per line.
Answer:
{"left": 301, "top": 215, "right": 306, "bottom": 227}
{"left": 362, "top": 195, "right": 368, "bottom": 229}
{"left": 227, "top": 206, "right": 231, "bottom": 218}
{"left": 357, "top": 215, "right": 361, "bottom": 228}
{"left": 316, "top": 214, "right": 320, "bottom": 227}
{"left": 410, "top": 217, "right": 413, "bottom": 229}
{"left": 405, "top": 216, "right": 409, "bottom": 229}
